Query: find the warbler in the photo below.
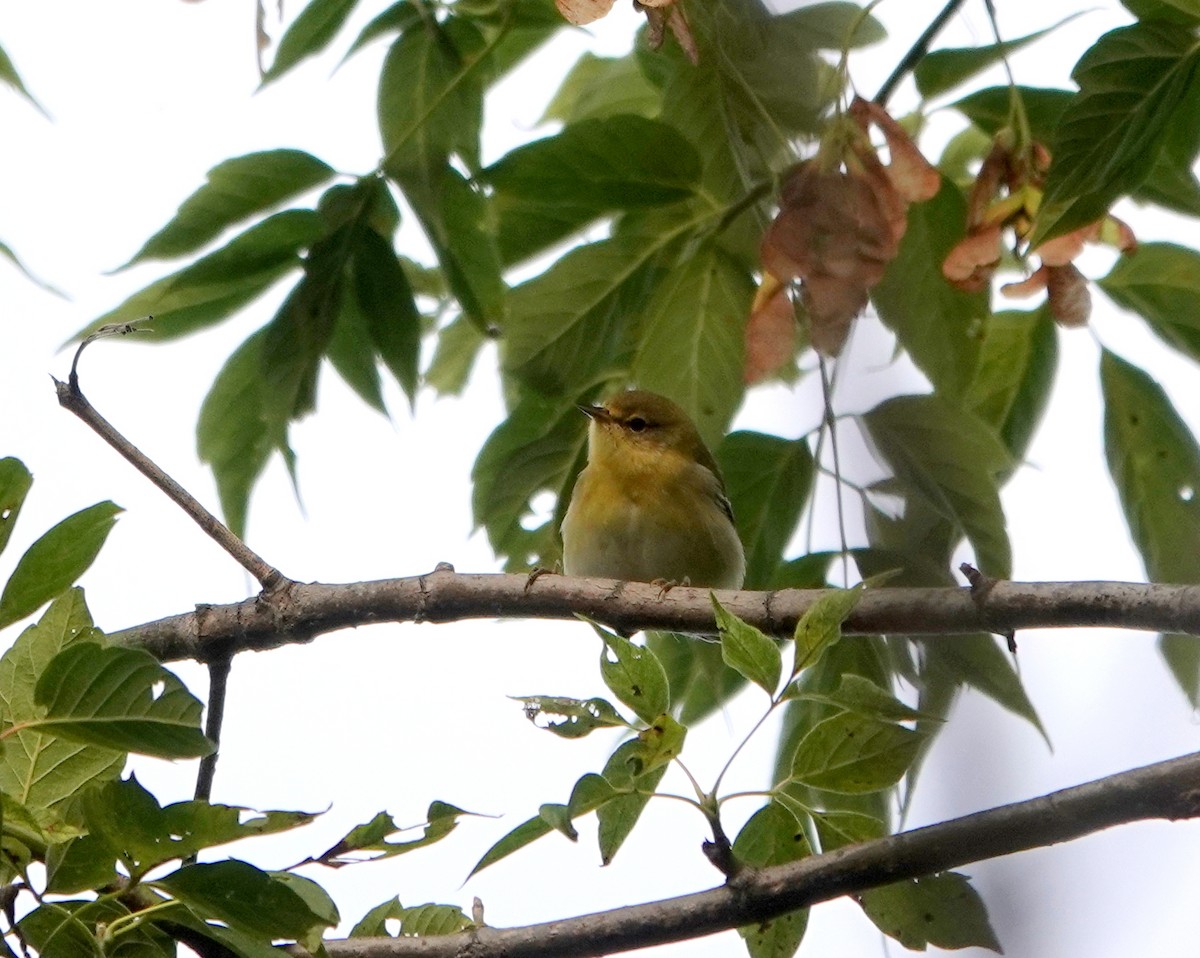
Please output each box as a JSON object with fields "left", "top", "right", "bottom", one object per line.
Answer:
{"left": 561, "top": 389, "right": 746, "bottom": 589}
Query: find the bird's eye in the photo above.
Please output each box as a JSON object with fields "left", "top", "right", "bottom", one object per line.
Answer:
{"left": 627, "top": 416, "right": 648, "bottom": 432}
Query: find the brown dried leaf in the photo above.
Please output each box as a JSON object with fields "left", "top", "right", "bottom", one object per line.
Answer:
{"left": 1047, "top": 262, "right": 1091, "bottom": 327}
{"left": 745, "top": 278, "right": 797, "bottom": 383}
{"left": 1000, "top": 265, "right": 1049, "bottom": 299}
{"left": 942, "top": 225, "right": 1002, "bottom": 292}
{"left": 1036, "top": 221, "right": 1099, "bottom": 267}
{"left": 558, "top": 0, "right": 617, "bottom": 25}
{"left": 803, "top": 275, "right": 865, "bottom": 356}
{"left": 849, "top": 97, "right": 940, "bottom": 203}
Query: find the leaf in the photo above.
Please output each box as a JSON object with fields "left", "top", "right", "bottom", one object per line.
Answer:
{"left": 966, "top": 306, "right": 1058, "bottom": 464}
{"left": 471, "top": 392, "right": 587, "bottom": 570}
{"left": 915, "top": 15, "right": 1081, "bottom": 100}
{"left": 1122, "top": 0, "right": 1200, "bottom": 26}
{"left": 82, "top": 210, "right": 325, "bottom": 342}
{"left": 1102, "top": 349, "right": 1200, "bottom": 705}
{"left": 0, "top": 502, "right": 122, "bottom": 631}
{"left": 262, "top": 0, "right": 361, "bottom": 84}
{"left": 861, "top": 394, "right": 1012, "bottom": 578}
{"left": 326, "top": 290, "right": 386, "bottom": 413}
{"left": 154, "top": 860, "right": 333, "bottom": 941}
{"left": 790, "top": 674, "right": 927, "bottom": 723}
{"left": 630, "top": 244, "right": 751, "bottom": 448}
{"left": 732, "top": 802, "right": 810, "bottom": 958}
{"left": 424, "top": 314, "right": 487, "bottom": 397}
{"left": 45, "top": 835, "right": 118, "bottom": 896}
{"left": 0, "top": 591, "right": 124, "bottom": 813}
{"left": 951, "top": 85, "right": 1074, "bottom": 143}
{"left": 397, "top": 903, "right": 472, "bottom": 937}
{"left": 0, "top": 41, "right": 47, "bottom": 115}
{"left": 596, "top": 738, "right": 669, "bottom": 864}
{"left": 0, "top": 457, "right": 33, "bottom": 560}
{"left": 313, "top": 802, "right": 473, "bottom": 865}
{"left": 791, "top": 585, "right": 864, "bottom": 677}
{"left": 789, "top": 712, "right": 921, "bottom": 794}
{"left": 861, "top": 872, "right": 1001, "bottom": 952}
{"left": 594, "top": 623, "right": 670, "bottom": 724}
{"left": 712, "top": 596, "right": 781, "bottom": 696}
{"left": 513, "top": 695, "right": 630, "bottom": 738}
{"left": 118, "top": 150, "right": 336, "bottom": 267}
{"left": 32, "top": 643, "right": 213, "bottom": 758}
{"left": 773, "top": 2, "right": 885, "bottom": 50}
{"left": 341, "top": 1, "right": 420, "bottom": 66}
{"left": 646, "top": 630, "right": 749, "bottom": 726}
{"left": 483, "top": 114, "right": 699, "bottom": 265}
{"left": 871, "top": 177, "right": 988, "bottom": 399}
{"left": 810, "top": 808, "right": 885, "bottom": 852}
{"left": 350, "top": 896, "right": 406, "bottom": 937}
{"left": 541, "top": 52, "right": 661, "bottom": 124}
{"left": 0, "top": 236, "right": 64, "bottom": 296}
{"left": 624, "top": 714, "right": 686, "bottom": 778}
{"left": 502, "top": 229, "right": 674, "bottom": 396}
{"left": 1035, "top": 23, "right": 1200, "bottom": 244}
{"left": 196, "top": 329, "right": 286, "bottom": 540}
{"left": 923, "top": 634, "right": 1048, "bottom": 739}
{"left": 19, "top": 900, "right": 172, "bottom": 958}
{"left": 1099, "top": 243, "right": 1200, "bottom": 365}
{"left": 354, "top": 228, "right": 422, "bottom": 402}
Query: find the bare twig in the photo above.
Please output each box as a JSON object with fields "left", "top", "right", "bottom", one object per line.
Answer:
{"left": 292, "top": 750, "right": 1200, "bottom": 958}
{"left": 53, "top": 325, "right": 289, "bottom": 593}
{"left": 108, "top": 570, "right": 1200, "bottom": 663}
{"left": 874, "top": 0, "right": 968, "bottom": 106}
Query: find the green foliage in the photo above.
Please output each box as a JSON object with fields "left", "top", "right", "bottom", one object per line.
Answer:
{"left": 861, "top": 872, "right": 1001, "bottom": 952}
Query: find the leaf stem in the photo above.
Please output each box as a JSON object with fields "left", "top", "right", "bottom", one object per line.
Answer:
{"left": 874, "top": 0, "right": 970, "bottom": 106}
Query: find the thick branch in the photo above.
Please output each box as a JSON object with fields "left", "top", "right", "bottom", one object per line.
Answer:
{"left": 109, "top": 567, "right": 1200, "bottom": 662}
{"left": 305, "top": 750, "right": 1200, "bottom": 957}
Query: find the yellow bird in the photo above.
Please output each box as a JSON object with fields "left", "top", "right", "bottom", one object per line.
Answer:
{"left": 561, "top": 390, "right": 746, "bottom": 589}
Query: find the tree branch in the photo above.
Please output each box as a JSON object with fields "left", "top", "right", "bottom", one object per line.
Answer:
{"left": 293, "top": 750, "right": 1200, "bottom": 957}
{"left": 109, "top": 566, "right": 1200, "bottom": 662}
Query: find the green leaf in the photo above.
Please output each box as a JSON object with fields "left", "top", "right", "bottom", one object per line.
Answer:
{"left": 19, "top": 900, "right": 169, "bottom": 958}
{"left": 154, "top": 860, "right": 333, "bottom": 941}
{"left": 1099, "top": 243, "right": 1200, "bottom": 364}
{"left": 594, "top": 623, "right": 670, "bottom": 724}
{"left": 313, "top": 802, "right": 473, "bottom": 865}
{"left": 718, "top": 433, "right": 814, "bottom": 589}
{"left": 861, "top": 872, "right": 1001, "bottom": 952}
{"left": 732, "top": 802, "right": 810, "bottom": 958}
{"left": 196, "top": 329, "right": 286, "bottom": 539}
{"left": 502, "top": 229, "right": 677, "bottom": 397}
{"left": 45, "top": 835, "right": 118, "bottom": 896}
{"left": 468, "top": 815, "right": 556, "bottom": 877}
{"left": 924, "top": 634, "right": 1048, "bottom": 739}
{"left": 350, "top": 896, "right": 406, "bottom": 937}
{"left": 542, "top": 53, "right": 661, "bottom": 124}
{"left": 1035, "top": 23, "right": 1200, "bottom": 244}
{"left": 118, "top": 150, "right": 336, "bottom": 267}
{"left": 768, "top": 2, "right": 884, "bottom": 50}
{"left": 713, "top": 596, "right": 781, "bottom": 696}
{"left": 0, "top": 456, "right": 33, "bottom": 560}
{"left": 471, "top": 392, "right": 587, "bottom": 570}
{"left": 32, "top": 643, "right": 212, "bottom": 758}
{"left": 483, "top": 114, "right": 699, "bottom": 265}
{"left": 966, "top": 306, "right": 1058, "bottom": 465}
{"left": 790, "top": 712, "right": 921, "bottom": 794}
{"left": 341, "top": 1, "right": 419, "bottom": 66}
{"left": 0, "top": 41, "right": 47, "bottom": 115}
{"left": 790, "top": 674, "right": 927, "bottom": 723}
{"left": 0, "top": 236, "right": 64, "bottom": 296}
{"left": 597, "top": 738, "right": 669, "bottom": 865}
{"left": 425, "top": 314, "right": 487, "bottom": 397}
{"left": 0, "top": 591, "right": 124, "bottom": 813}
{"left": 624, "top": 713, "right": 686, "bottom": 778}
{"left": 791, "top": 585, "right": 864, "bottom": 677}
{"left": 646, "top": 630, "right": 749, "bottom": 725}
{"left": 871, "top": 177, "right": 988, "bottom": 399}
{"left": 861, "top": 394, "right": 1012, "bottom": 578}
{"left": 156, "top": 910, "right": 282, "bottom": 958}
{"left": 0, "top": 502, "right": 122, "bottom": 631}
{"left": 951, "top": 85, "right": 1074, "bottom": 143}
{"left": 354, "top": 228, "right": 422, "bottom": 402}
{"left": 513, "top": 695, "right": 630, "bottom": 738}
{"left": 1122, "top": 0, "right": 1200, "bottom": 25}
{"left": 397, "top": 903, "right": 472, "bottom": 937}
{"left": 1102, "top": 349, "right": 1200, "bottom": 705}
{"left": 262, "top": 0, "right": 361, "bottom": 84}
{"left": 326, "top": 289, "right": 386, "bottom": 413}
{"left": 82, "top": 209, "right": 324, "bottom": 342}
{"left": 630, "top": 244, "right": 750, "bottom": 448}
{"left": 810, "top": 808, "right": 885, "bottom": 852}
{"left": 915, "top": 16, "right": 1081, "bottom": 100}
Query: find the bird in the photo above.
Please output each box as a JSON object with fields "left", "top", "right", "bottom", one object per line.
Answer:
{"left": 561, "top": 389, "right": 746, "bottom": 589}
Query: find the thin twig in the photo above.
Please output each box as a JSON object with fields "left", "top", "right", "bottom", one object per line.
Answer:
{"left": 874, "top": 0, "right": 969, "bottom": 106}
{"left": 298, "top": 749, "right": 1200, "bottom": 958}
{"left": 54, "top": 325, "right": 289, "bottom": 592}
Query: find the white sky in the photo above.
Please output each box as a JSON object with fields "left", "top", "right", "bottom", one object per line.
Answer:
{"left": 1, "top": 1, "right": 1199, "bottom": 956}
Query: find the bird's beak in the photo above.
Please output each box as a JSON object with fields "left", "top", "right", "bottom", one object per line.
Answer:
{"left": 577, "top": 403, "right": 611, "bottom": 423}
